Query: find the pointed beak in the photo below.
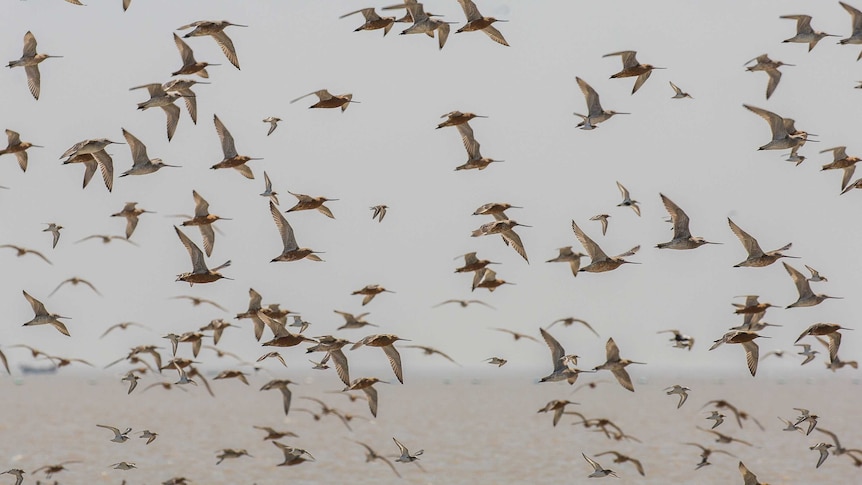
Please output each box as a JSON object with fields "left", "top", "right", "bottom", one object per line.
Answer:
{"left": 517, "top": 223, "right": 532, "bottom": 228}
{"left": 31, "top": 145, "right": 43, "bottom": 148}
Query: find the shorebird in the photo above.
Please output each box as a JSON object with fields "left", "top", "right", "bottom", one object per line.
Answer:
{"left": 49, "top": 276, "right": 100, "bottom": 297}
{"left": 0, "top": 244, "right": 51, "bottom": 265}
{"left": 161, "top": 78, "right": 205, "bottom": 124}
{"left": 795, "top": 323, "right": 851, "bottom": 361}
{"left": 352, "top": 440, "right": 401, "bottom": 477}
{"left": 656, "top": 194, "right": 719, "bottom": 249}
{"left": 665, "top": 385, "right": 691, "bottom": 408}
{"left": 815, "top": 428, "right": 862, "bottom": 458}
{"left": 781, "top": 15, "right": 837, "bottom": 51}
{"left": 41, "top": 223, "right": 62, "bottom": 249}
{"left": 615, "top": 181, "right": 641, "bottom": 216}
{"left": 260, "top": 379, "right": 295, "bottom": 415}
{"left": 452, "top": 120, "right": 503, "bottom": 171}
{"left": 702, "top": 400, "right": 765, "bottom": 430}
{"left": 253, "top": 426, "right": 298, "bottom": 441}
{"left": 352, "top": 284, "right": 394, "bottom": 306}
{"left": 174, "top": 226, "right": 231, "bottom": 285}
{"left": 698, "top": 427, "right": 753, "bottom": 446}
{"left": 215, "top": 449, "right": 252, "bottom": 465}
{"left": 840, "top": 1, "right": 862, "bottom": 59}
{"left": 486, "top": 356, "right": 507, "bottom": 367}
{"left": 341, "top": 8, "right": 396, "bottom": 35}
{"left": 574, "top": 77, "right": 628, "bottom": 129}
{"left": 171, "top": 33, "right": 218, "bottom": 78}
{"left": 796, "top": 343, "right": 819, "bottom": 365}
{"left": 393, "top": 437, "right": 423, "bottom": 463}
{"left": 21, "top": 290, "right": 70, "bottom": 336}
{"left": 738, "top": 461, "right": 767, "bottom": 484}
{"left": 439, "top": 111, "right": 487, "bottom": 129}
{"left": 211, "top": 114, "right": 260, "bottom": 179}
{"left": 31, "top": 461, "right": 80, "bottom": 479}
{"left": 537, "top": 400, "right": 579, "bottom": 427}
{"left": 344, "top": 377, "right": 384, "bottom": 417}
{"left": 334, "top": 310, "right": 377, "bottom": 330}
{"left": 214, "top": 369, "right": 249, "bottom": 386}
{"left": 7, "top": 31, "right": 61, "bottom": 100}
{"left": 261, "top": 171, "right": 279, "bottom": 205}
{"left": 262, "top": 116, "right": 281, "bottom": 136}
{"left": 546, "top": 247, "right": 587, "bottom": 277}
{"left": 657, "top": 329, "right": 695, "bottom": 351}
{"left": 257, "top": 351, "right": 287, "bottom": 367}
{"left": 539, "top": 328, "right": 593, "bottom": 385}
{"left": 604, "top": 50, "right": 664, "bottom": 94}
{"left": 171, "top": 295, "right": 227, "bottom": 312}
{"left": 180, "top": 190, "right": 230, "bottom": 257}
{"left": 111, "top": 202, "right": 153, "bottom": 239}
{"left": 62, "top": 152, "right": 114, "bottom": 191}
{"left": 706, "top": 411, "right": 725, "bottom": 429}
{"left": 287, "top": 191, "right": 338, "bottom": 218}
{"left": 475, "top": 268, "right": 514, "bottom": 293}
{"left": 745, "top": 54, "right": 792, "bottom": 99}
{"left": 0, "top": 129, "right": 41, "bottom": 171}
{"left": 397, "top": 2, "right": 452, "bottom": 49}
{"left": 590, "top": 214, "right": 610, "bottom": 235}
{"left": 110, "top": 462, "right": 136, "bottom": 470}
{"left": 744, "top": 104, "right": 812, "bottom": 150}
{"left": 582, "top": 453, "right": 619, "bottom": 478}
{"left": 805, "top": 264, "right": 828, "bottom": 282}
{"left": 783, "top": 262, "right": 840, "bottom": 308}
{"left": 351, "top": 334, "right": 408, "bottom": 384}
{"left": 130, "top": 83, "right": 184, "bottom": 141}
{"left": 403, "top": 345, "right": 458, "bottom": 365}
{"left": 269, "top": 201, "right": 323, "bottom": 263}
{"left": 0, "top": 469, "right": 24, "bottom": 485}
{"left": 595, "top": 451, "right": 645, "bottom": 477}
{"left": 120, "top": 128, "right": 179, "bottom": 177}
{"left": 728, "top": 218, "right": 796, "bottom": 267}
{"left": 709, "top": 331, "right": 768, "bottom": 376}
{"left": 793, "top": 408, "right": 819, "bottom": 435}
{"left": 820, "top": 146, "right": 860, "bottom": 190}
{"left": 454, "top": 0, "right": 508, "bottom": 46}
{"left": 669, "top": 81, "right": 692, "bottom": 99}
{"left": 571, "top": 220, "right": 639, "bottom": 273}
{"left": 370, "top": 204, "right": 388, "bottom": 222}
{"left": 177, "top": 20, "right": 246, "bottom": 69}
{"left": 471, "top": 215, "right": 529, "bottom": 262}
{"left": 96, "top": 424, "right": 131, "bottom": 443}
{"left": 492, "top": 328, "right": 539, "bottom": 343}
{"left": 811, "top": 443, "right": 833, "bottom": 468}
{"left": 594, "top": 338, "right": 644, "bottom": 392}
{"left": 272, "top": 442, "right": 315, "bottom": 467}
{"left": 290, "top": 89, "right": 356, "bottom": 112}
{"left": 548, "top": 317, "right": 598, "bottom": 336}
{"left": 121, "top": 371, "right": 140, "bottom": 394}
{"left": 434, "top": 299, "right": 494, "bottom": 309}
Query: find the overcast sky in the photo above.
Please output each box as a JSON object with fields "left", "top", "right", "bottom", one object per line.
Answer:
{"left": 1, "top": 0, "right": 860, "bottom": 382}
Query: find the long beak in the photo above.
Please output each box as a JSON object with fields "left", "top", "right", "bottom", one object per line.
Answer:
{"left": 248, "top": 157, "right": 264, "bottom": 161}
{"left": 31, "top": 144, "right": 44, "bottom": 148}
{"left": 517, "top": 223, "right": 532, "bottom": 227}
{"left": 47, "top": 55, "right": 64, "bottom": 58}
{"left": 615, "top": 112, "right": 631, "bottom": 115}
{"left": 163, "top": 164, "right": 181, "bottom": 168}
{"left": 230, "top": 23, "right": 249, "bottom": 27}
{"left": 475, "top": 115, "right": 488, "bottom": 118}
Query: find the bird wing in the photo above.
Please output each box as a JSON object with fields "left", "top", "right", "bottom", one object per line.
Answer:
{"left": 500, "top": 229, "right": 528, "bottom": 262}
{"left": 741, "top": 341, "right": 760, "bottom": 376}
{"left": 211, "top": 31, "right": 240, "bottom": 69}
{"left": 765, "top": 69, "right": 782, "bottom": 100}
{"left": 481, "top": 25, "right": 509, "bottom": 46}
{"left": 783, "top": 262, "right": 812, "bottom": 299}
{"left": 606, "top": 338, "right": 622, "bottom": 362}
{"left": 604, "top": 50, "right": 638, "bottom": 68}
{"left": 22, "top": 31, "right": 37, "bottom": 57}
{"left": 571, "top": 220, "right": 608, "bottom": 261}
{"left": 270, "top": 201, "right": 298, "bottom": 251}
{"left": 727, "top": 218, "right": 764, "bottom": 258}
{"left": 213, "top": 115, "right": 237, "bottom": 158}
{"left": 456, "top": 0, "right": 481, "bottom": 21}
{"left": 23, "top": 290, "right": 47, "bottom": 315}
{"left": 328, "top": 349, "right": 350, "bottom": 385}
{"left": 611, "top": 367, "right": 635, "bottom": 392}
{"left": 455, "top": 122, "right": 481, "bottom": 159}
{"left": 382, "top": 345, "right": 404, "bottom": 384}
{"left": 122, "top": 129, "right": 148, "bottom": 167}
{"left": 363, "top": 386, "right": 378, "bottom": 417}
{"left": 576, "top": 77, "right": 602, "bottom": 116}
{"left": 540, "top": 328, "right": 565, "bottom": 371}
{"left": 91, "top": 150, "right": 114, "bottom": 192}
{"left": 173, "top": 33, "right": 196, "bottom": 64}
{"left": 744, "top": 104, "right": 787, "bottom": 139}
{"left": 25, "top": 65, "right": 41, "bottom": 100}
{"left": 174, "top": 226, "right": 207, "bottom": 272}
{"left": 660, "top": 193, "right": 691, "bottom": 240}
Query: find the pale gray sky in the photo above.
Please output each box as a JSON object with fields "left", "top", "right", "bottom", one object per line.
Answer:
{"left": 1, "top": 0, "right": 860, "bottom": 382}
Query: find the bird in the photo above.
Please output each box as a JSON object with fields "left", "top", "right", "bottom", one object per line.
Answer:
{"left": 537, "top": 399, "right": 579, "bottom": 427}
{"left": 656, "top": 194, "right": 719, "bottom": 249}
{"left": 179, "top": 191, "right": 230, "bottom": 257}
{"left": 286, "top": 191, "right": 338, "bottom": 218}
{"left": 604, "top": 50, "right": 664, "bottom": 94}
{"left": 795, "top": 323, "right": 851, "bottom": 362}
{"left": 615, "top": 181, "right": 641, "bottom": 216}
{"left": 351, "top": 285, "right": 394, "bottom": 306}
{"left": 589, "top": 214, "right": 610, "bottom": 235}
{"left": 492, "top": 327, "right": 539, "bottom": 343}
{"left": 100, "top": 322, "right": 150, "bottom": 339}
{"left": 130, "top": 84, "right": 184, "bottom": 141}
{"left": 253, "top": 426, "right": 298, "bottom": 441}
{"left": 121, "top": 371, "right": 140, "bottom": 394}
{"left": 290, "top": 89, "right": 356, "bottom": 111}
{"left": 262, "top": 116, "right": 281, "bottom": 136}
{"left": 454, "top": 0, "right": 509, "bottom": 46}
{"left": 539, "top": 328, "right": 592, "bottom": 385}
{"left": 111, "top": 202, "right": 153, "bottom": 240}
{"left": 96, "top": 424, "right": 132, "bottom": 443}
{"left": 595, "top": 451, "right": 645, "bottom": 477}
{"left": 0, "top": 349, "right": 8, "bottom": 375}
{"left": 486, "top": 357, "right": 507, "bottom": 367}
{"left": 173, "top": 226, "right": 231, "bottom": 286}
{"left": 738, "top": 461, "right": 767, "bottom": 485}
{"left": 574, "top": 77, "right": 628, "bottom": 129}
{"left": 814, "top": 428, "right": 862, "bottom": 458}
{"left": 796, "top": 343, "right": 819, "bottom": 365}
{"left": 21, "top": 290, "right": 70, "bottom": 336}
{"left": 582, "top": 453, "right": 619, "bottom": 478}
{"left": 811, "top": 443, "right": 833, "bottom": 468}
{"left": 260, "top": 171, "right": 279, "bottom": 205}
{"left": 438, "top": 111, "right": 487, "bottom": 129}
{"left": 546, "top": 247, "right": 587, "bottom": 277}
{"left": 340, "top": 8, "right": 396, "bottom": 36}
{"left": 593, "top": 338, "right": 644, "bottom": 392}
{"left": 351, "top": 440, "right": 401, "bottom": 478}
{"left": 171, "top": 295, "right": 227, "bottom": 312}
{"left": 0, "top": 129, "right": 42, "bottom": 172}
{"left": 781, "top": 15, "right": 836, "bottom": 51}
{"left": 119, "top": 129, "right": 179, "bottom": 177}
{"left": 0, "top": 469, "right": 24, "bottom": 485}
{"left": 162, "top": 78, "right": 206, "bottom": 124}
{"left": 706, "top": 411, "right": 725, "bottom": 429}
{"left": 783, "top": 262, "right": 841, "bottom": 308}
{"left": 657, "top": 329, "right": 694, "bottom": 351}
{"left": 215, "top": 449, "right": 252, "bottom": 465}
{"left": 453, "top": 121, "right": 503, "bottom": 171}
{"left": 397, "top": 2, "right": 453, "bottom": 50}
{"left": 727, "top": 218, "right": 796, "bottom": 267}
{"left": 370, "top": 205, "right": 388, "bottom": 222}
{"left": 433, "top": 299, "right": 494, "bottom": 309}
{"left": 334, "top": 310, "right": 377, "bottom": 330}
{"left": 211, "top": 114, "right": 261, "bottom": 179}
{"left": 177, "top": 20, "right": 246, "bottom": 69}
{"left": 471, "top": 215, "right": 529, "bottom": 262}
{"left": 571, "top": 220, "right": 639, "bottom": 273}
{"left": 7, "top": 31, "right": 62, "bottom": 100}
{"left": 743, "top": 104, "right": 811, "bottom": 150}
{"left": 343, "top": 377, "right": 384, "bottom": 417}
{"left": 709, "top": 331, "right": 768, "bottom": 376}
{"left": 272, "top": 441, "right": 315, "bottom": 467}
{"left": 42, "top": 223, "right": 62, "bottom": 248}
{"left": 171, "top": 33, "right": 219, "bottom": 78}
{"left": 214, "top": 369, "right": 250, "bottom": 385}
{"left": 31, "top": 461, "right": 80, "bottom": 479}
{"left": 744, "top": 55, "right": 792, "bottom": 99}
{"left": 669, "top": 81, "right": 692, "bottom": 99}
{"left": 793, "top": 408, "right": 819, "bottom": 435}
{"left": 698, "top": 427, "right": 753, "bottom": 446}
{"left": 351, "top": 333, "right": 408, "bottom": 384}
{"left": 805, "top": 264, "right": 828, "bottom": 282}
{"left": 110, "top": 462, "right": 137, "bottom": 470}
{"left": 760, "top": 349, "right": 786, "bottom": 361}
{"left": 665, "top": 385, "right": 691, "bottom": 408}
{"left": 839, "top": 1, "right": 862, "bottom": 59}
{"left": 393, "top": 437, "right": 423, "bottom": 463}
{"left": 49, "top": 276, "right": 101, "bottom": 297}
{"left": 403, "top": 345, "right": 459, "bottom": 365}
{"left": 260, "top": 379, "right": 296, "bottom": 416}
{"left": 820, "top": 146, "right": 860, "bottom": 190}
{"left": 0, "top": 244, "right": 52, "bottom": 265}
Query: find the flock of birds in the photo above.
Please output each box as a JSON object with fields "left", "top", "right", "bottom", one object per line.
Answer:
{"left": 2, "top": 0, "right": 862, "bottom": 483}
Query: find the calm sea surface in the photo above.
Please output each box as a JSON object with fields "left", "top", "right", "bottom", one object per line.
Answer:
{"left": 0, "top": 375, "right": 859, "bottom": 484}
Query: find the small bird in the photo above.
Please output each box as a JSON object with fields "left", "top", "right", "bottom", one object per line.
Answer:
{"left": 121, "top": 371, "right": 140, "bottom": 394}
{"left": 492, "top": 328, "right": 539, "bottom": 343}
{"left": 110, "top": 462, "right": 136, "bottom": 470}
{"left": 438, "top": 111, "right": 487, "bottom": 129}
{"left": 595, "top": 451, "right": 645, "bottom": 477}
{"left": 434, "top": 299, "right": 494, "bottom": 309}
{"left": 615, "top": 181, "right": 641, "bottom": 216}
{"left": 111, "top": 202, "right": 153, "bottom": 240}
{"left": 351, "top": 440, "right": 401, "bottom": 478}
{"left": 260, "top": 379, "right": 296, "bottom": 416}
{"left": 171, "top": 33, "right": 219, "bottom": 78}
{"left": 370, "top": 205, "right": 388, "bottom": 222}
{"left": 454, "top": 0, "right": 509, "bottom": 46}
{"left": 840, "top": 1, "right": 862, "bottom": 59}
{"left": 453, "top": 121, "right": 503, "bottom": 171}
{"left": 665, "top": 385, "right": 691, "bottom": 408}
{"left": 546, "top": 247, "right": 587, "bottom": 277}
{"left": 290, "top": 89, "right": 357, "bottom": 112}
{"left": 795, "top": 323, "right": 851, "bottom": 362}
{"left": 96, "top": 424, "right": 132, "bottom": 443}
{"left": 745, "top": 54, "right": 792, "bottom": 99}
{"left": 351, "top": 334, "right": 408, "bottom": 384}
{"left": 486, "top": 357, "right": 507, "bottom": 367}
{"left": 571, "top": 221, "right": 639, "bottom": 273}
{"left": 343, "top": 377, "right": 384, "bottom": 417}
{"left": 738, "top": 461, "right": 767, "bottom": 485}
{"left": 537, "top": 400, "right": 579, "bottom": 427}
{"left": 657, "top": 329, "right": 695, "bottom": 351}
{"left": 351, "top": 284, "right": 394, "bottom": 306}
{"left": 393, "top": 437, "right": 423, "bottom": 463}
{"left": 177, "top": 20, "right": 246, "bottom": 69}
{"left": 1, "top": 129, "right": 42, "bottom": 171}
{"left": 709, "top": 331, "right": 768, "bottom": 376}
{"left": 589, "top": 214, "right": 610, "bottom": 235}
{"left": 656, "top": 194, "right": 719, "bottom": 249}
{"left": 604, "top": 50, "right": 664, "bottom": 94}
{"left": 706, "top": 411, "right": 725, "bottom": 429}
{"left": 100, "top": 321, "right": 150, "bottom": 339}
{"left": 215, "top": 449, "right": 252, "bottom": 465}
{"left": 593, "top": 338, "right": 644, "bottom": 392}
{"left": 171, "top": 295, "right": 227, "bottom": 312}
{"left": 0, "top": 244, "right": 52, "bottom": 265}
{"left": 287, "top": 191, "right": 338, "bottom": 218}
{"left": 174, "top": 226, "right": 231, "bottom": 286}
{"left": 574, "top": 77, "right": 629, "bottom": 130}
{"left": 272, "top": 441, "right": 315, "bottom": 467}
{"left": 21, "top": 290, "right": 70, "bottom": 336}
{"left": 403, "top": 345, "right": 459, "bottom": 365}
{"left": 211, "top": 114, "right": 261, "bottom": 179}
{"left": 728, "top": 218, "right": 796, "bottom": 267}
{"left": 810, "top": 443, "right": 833, "bottom": 468}
{"left": 397, "top": 2, "right": 453, "bottom": 50}
{"left": 42, "top": 223, "right": 63, "bottom": 248}
{"left": 7, "top": 31, "right": 62, "bottom": 100}
{"left": 781, "top": 14, "right": 837, "bottom": 51}
{"left": 262, "top": 116, "right": 281, "bottom": 136}
{"left": 260, "top": 171, "right": 279, "bottom": 205}
{"left": 539, "top": 328, "right": 593, "bottom": 386}
{"left": 0, "top": 469, "right": 24, "bottom": 485}
{"left": 582, "top": 453, "right": 619, "bottom": 478}
{"left": 269, "top": 202, "right": 324, "bottom": 263}
{"left": 804, "top": 264, "right": 828, "bottom": 282}
{"left": 669, "top": 81, "right": 692, "bottom": 99}
{"left": 796, "top": 343, "right": 819, "bottom": 365}
{"left": 793, "top": 408, "right": 819, "bottom": 435}
{"left": 130, "top": 84, "right": 184, "bottom": 142}
{"left": 548, "top": 317, "right": 598, "bottom": 336}
{"left": 119, "top": 128, "right": 179, "bottom": 176}
{"left": 340, "top": 8, "right": 396, "bottom": 36}
{"left": 49, "top": 276, "right": 101, "bottom": 297}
